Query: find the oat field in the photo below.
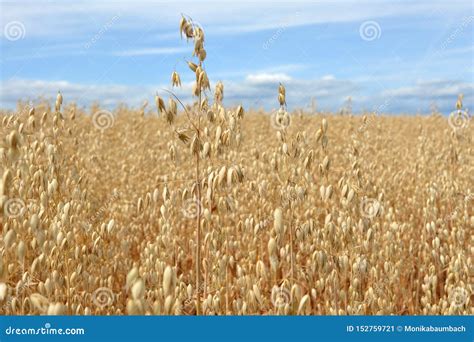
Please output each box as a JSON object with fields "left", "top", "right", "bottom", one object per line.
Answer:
{"left": 0, "top": 17, "right": 472, "bottom": 316}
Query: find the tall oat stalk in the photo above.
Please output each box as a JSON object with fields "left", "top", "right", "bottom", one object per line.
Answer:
{"left": 156, "top": 14, "right": 211, "bottom": 314}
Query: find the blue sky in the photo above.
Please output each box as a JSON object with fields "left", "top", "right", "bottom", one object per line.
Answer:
{"left": 0, "top": 0, "right": 473, "bottom": 114}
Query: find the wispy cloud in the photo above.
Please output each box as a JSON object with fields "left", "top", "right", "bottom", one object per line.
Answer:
{"left": 3, "top": 74, "right": 468, "bottom": 114}
{"left": 2, "top": 0, "right": 469, "bottom": 39}
{"left": 440, "top": 45, "right": 474, "bottom": 56}
{"left": 212, "top": 64, "right": 308, "bottom": 80}
{"left": 246, "top": 73, "right": 292, "bottom": 83}
{"left": 112, "top": 47, "right": 188, "bottom": 56}
{"left": 381, "top": 80, "right": 473, "bottom": 101}
{"left": 1, "top": 0, "right": 472, "bottom": 115}
{"left": 0, "top": 78, "right": 151, "bottom": 108}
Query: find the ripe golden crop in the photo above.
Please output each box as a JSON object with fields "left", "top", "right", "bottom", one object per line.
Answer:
{"left": 0, "top": 17, "right": 472, "bottom": 316}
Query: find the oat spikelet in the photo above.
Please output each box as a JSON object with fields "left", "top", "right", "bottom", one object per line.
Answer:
{"left": 155, "top": 93, "right": 166, "bottom": 115}
{"left": 171, "top": 71, "right": 182, "bottom": 88}
{"left": 274, "top": 208, "right": 283, "bottom": 237}
{"left": 456, "top": 93, "right": 463, "bottom": 109}
{"left": 278, "top": 83, "right": 286, "bottom": 106}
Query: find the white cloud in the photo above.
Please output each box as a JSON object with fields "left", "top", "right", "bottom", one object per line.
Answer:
{"left": 1, "top": 75, "right": 471, "bottom": 114}
{"left": 0, "top": 74, "right": 355, "bottom": 112}
{"left": 381, "top": 80, "right": 473, "bottom": 99}
{"left": 2, "top": 0, "right": 470, "bottom": 39}
{"left": 212, "top": 64, "right": 308, "bottom": 80}
{"left": 0, "top": 78, "right": 152, "bottom": 109}
{"left": 321, "top": 75, "right": 336, "bottom": 81}
{"left": 246, "top": 73, "right": 292, "bottom": 84}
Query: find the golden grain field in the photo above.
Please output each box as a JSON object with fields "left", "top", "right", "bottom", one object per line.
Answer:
{"left": 0, "top": 17, "right": 472, "bottom": 316}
